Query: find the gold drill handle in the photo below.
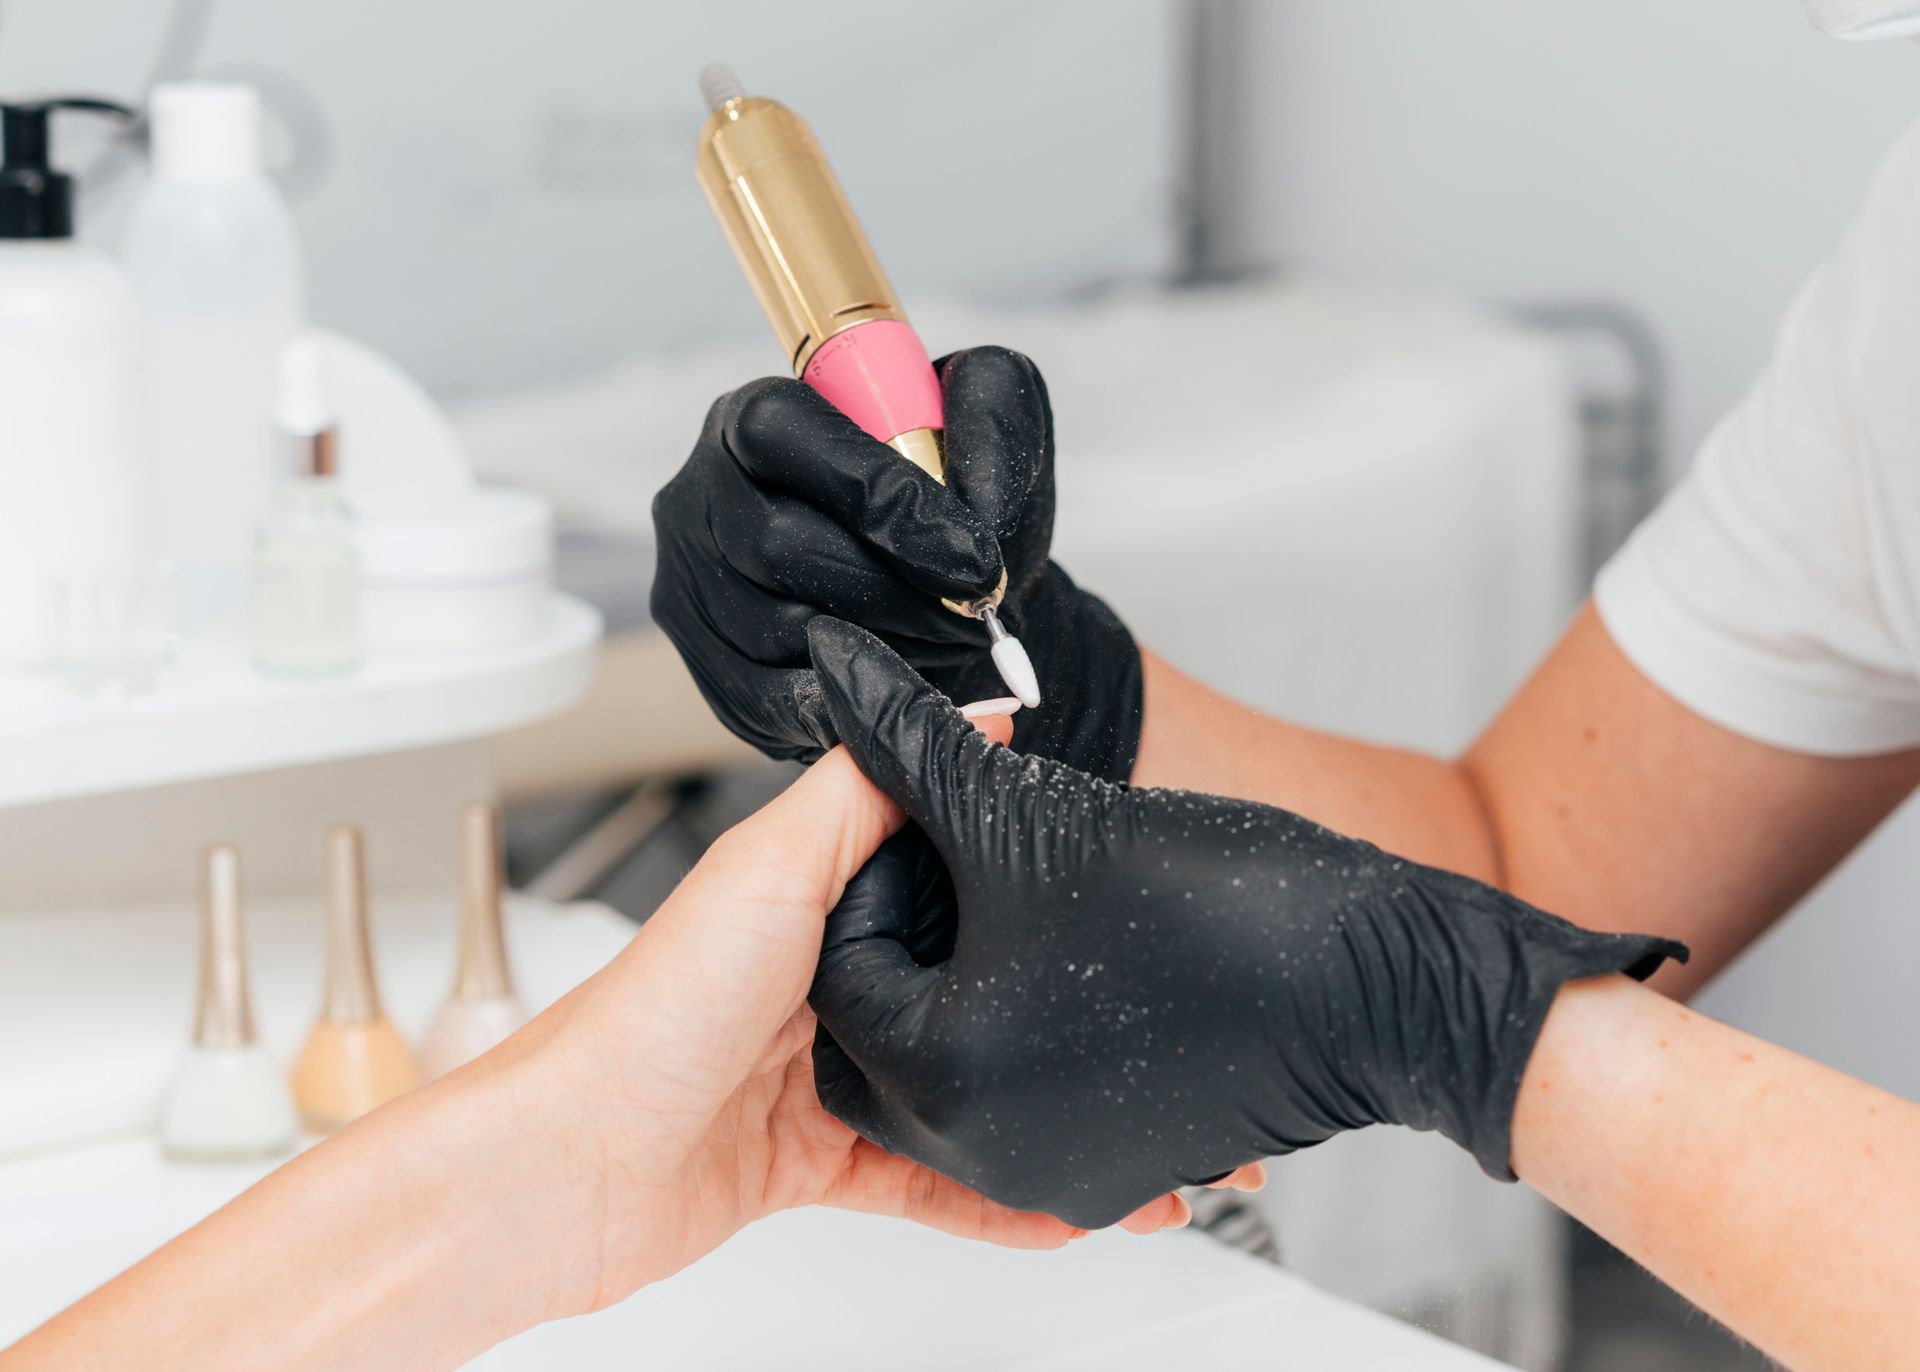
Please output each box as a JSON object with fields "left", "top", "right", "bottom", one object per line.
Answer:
{"left": 695, "top": 75, "right": 1001, "bottom": 621}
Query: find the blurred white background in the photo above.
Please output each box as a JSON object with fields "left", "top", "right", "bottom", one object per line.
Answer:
{"left": 6, "top": 0, "right": 1914, "bottom": 462}
{"left": 0, "top": 0, "right": 1179, "bottom": 392}
{"left": 1225, "top": 2, "right": 1920, "bottom": 469}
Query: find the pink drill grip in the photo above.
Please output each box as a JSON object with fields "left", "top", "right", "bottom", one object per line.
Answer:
{"left": 802, "top": 318, "right": 944, "bottom": 444}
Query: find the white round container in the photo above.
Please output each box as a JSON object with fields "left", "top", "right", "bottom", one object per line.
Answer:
{"left": 358, "top": 487, "right": 553, "bottom": 657}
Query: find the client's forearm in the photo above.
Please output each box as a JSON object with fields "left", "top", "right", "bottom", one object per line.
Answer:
{"left": 4, "top": 1014, "right": 590, "bottom": 1372}
{"left": 1512, "top": 976, "right": 1920, "bottom": 1372}
{"left": 1132, "top": 648, "right": 1501, "bottom": 881}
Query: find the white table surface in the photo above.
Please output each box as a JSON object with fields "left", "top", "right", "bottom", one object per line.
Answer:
{"left": 0, "top": 1137, "right": 1507, "bottom": 1371}
{"left": 0, "top": 594, "right": 599, "bottom": 809}
{"left": 0, "top": 894, "right": 637, "bottom": 1158}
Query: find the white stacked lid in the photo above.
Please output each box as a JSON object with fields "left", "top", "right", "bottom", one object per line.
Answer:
{"left": 359, "top": 488, "right": 553, "bottom": 589}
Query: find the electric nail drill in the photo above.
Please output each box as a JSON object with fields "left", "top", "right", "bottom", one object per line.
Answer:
{"left": 692, "top": 64, "right": 1041, "bottom": 709}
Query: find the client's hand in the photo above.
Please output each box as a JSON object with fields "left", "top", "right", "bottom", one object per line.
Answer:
{"left": 804, "top": 619, "right": 1686, "bottom": 1229}
{"left": 519, "top": 711, "right": 1077, "bottom": 1311}
{"left": 10, "top": 706, "right": 1198, "bottom": 1372}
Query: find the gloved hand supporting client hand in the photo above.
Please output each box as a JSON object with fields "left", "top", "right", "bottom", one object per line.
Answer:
{"left": 804, "top": 618, "right": 1686, "bottom": 1230}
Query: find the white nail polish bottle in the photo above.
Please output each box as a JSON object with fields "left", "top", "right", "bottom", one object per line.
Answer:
{"left": 158, "top": 845, "right": 299, "bottom": 1162}
{"left": 419, "top": 802, "right": 528, "bottom": 1079}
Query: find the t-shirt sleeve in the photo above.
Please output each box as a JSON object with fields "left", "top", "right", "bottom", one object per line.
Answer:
{"left": 1594, "top": 121, "right": 1920, "bottom": 757}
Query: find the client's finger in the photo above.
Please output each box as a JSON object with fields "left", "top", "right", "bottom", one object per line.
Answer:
{"left": 725, "top": 688, "right": 1019, "bottom": 915}
{"left": 1118, "top": 1192, "right": 1191, "bottom": 1235}
{"left": 959, "top": 696, "right": 1020, "bottom": 747}
{"left": 820, "top": 1139, "right": 1081, "bottom": 1250}
{"left": 1208, "top": 1162, "right": 1268, "bottom": 1192}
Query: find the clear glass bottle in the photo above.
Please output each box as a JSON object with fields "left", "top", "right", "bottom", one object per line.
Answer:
{"left": 252, "top": 340, "right": 361, "bottom": 678}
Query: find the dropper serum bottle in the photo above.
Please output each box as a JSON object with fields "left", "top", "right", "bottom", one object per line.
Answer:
{"left": 158, "top": 844, "right": 299, "bottom": 1161}
{"left": 419, "top": 801, "right": 529, "bottom": 1079}
{"left": 291, "top": 824, "right": 418, "bottom": 1131}
{"left": 252, "top": 339, "right": 361, "bottom": 678}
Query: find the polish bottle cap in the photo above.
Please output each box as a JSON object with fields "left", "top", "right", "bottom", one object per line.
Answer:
{"left": 454, "top": 801, "right": 516, "bottom": 1000}
{"left": 149, "top": 82, "right": 261, "bottom": 186}
{"left": 320, "top": 824, "right": 383, "bottom": 1022}
{"left": 192, "top": 844, "right": 261, "bottom": 1050}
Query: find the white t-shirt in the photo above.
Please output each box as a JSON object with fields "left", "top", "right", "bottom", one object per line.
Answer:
{"left": 1595, "top": 118, "right": 1920, "bottom": 757}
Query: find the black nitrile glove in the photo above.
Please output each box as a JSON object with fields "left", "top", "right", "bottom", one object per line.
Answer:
{"left": 804, "top": 618, "right": 1686, "bottom": 1230}
{"left": 650, "top": 346, "right": 1142, "bottom": 781}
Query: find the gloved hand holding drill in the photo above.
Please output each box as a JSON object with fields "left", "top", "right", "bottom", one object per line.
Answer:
{"left": 651, "top": 346, "right": 1142, "bottom": 781}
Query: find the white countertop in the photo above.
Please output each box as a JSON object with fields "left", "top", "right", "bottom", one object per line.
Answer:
{"left": 0, "top": 893, "right": 637, "bottom": 1159}
{"left": 0, "top": 1135, "right": 1508, "bottom": 1371}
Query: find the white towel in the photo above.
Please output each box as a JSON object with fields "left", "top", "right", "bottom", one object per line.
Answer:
{"left": 1801, "top": 0, "right": 1920, "bottom": 39}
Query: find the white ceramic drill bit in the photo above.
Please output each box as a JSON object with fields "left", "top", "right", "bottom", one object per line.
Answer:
{"left": 981, "top": 606, "right": 1041, "bottom": 708}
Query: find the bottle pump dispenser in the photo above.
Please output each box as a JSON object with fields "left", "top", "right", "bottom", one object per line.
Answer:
{"left": 0, "top": 98, "right": 135, "bottom": 238}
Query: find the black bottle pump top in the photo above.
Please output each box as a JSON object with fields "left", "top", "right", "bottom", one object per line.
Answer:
{"left": 0, "top": 97, "right": 136, "bottom": 240}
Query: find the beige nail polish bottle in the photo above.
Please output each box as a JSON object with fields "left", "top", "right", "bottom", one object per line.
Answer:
{"left": 418, "top": 801, "right": 528, "bottom": 1079}
{"left": 158, "top": 844, "right": 299, "bottom": 1162}
{"left": 291, "top": 824, "right": 418, "bottom": 1132}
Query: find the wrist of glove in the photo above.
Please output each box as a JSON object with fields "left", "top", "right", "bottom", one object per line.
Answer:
{"left": 804, "top": 618, "right": 1685, "bottom": 1228}
{"left": 1314, "top": 863, "right": 1679, "bottom": 1180}
{"left": 650, "top": 345, "right": 1142, "bottom": 781}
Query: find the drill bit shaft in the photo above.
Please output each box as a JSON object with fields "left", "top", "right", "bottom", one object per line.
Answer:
{"left": 982, "top": 606, "right": 1041, "bottom": 709}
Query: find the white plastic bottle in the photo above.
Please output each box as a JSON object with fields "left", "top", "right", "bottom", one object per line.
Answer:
{"left": 124, "top": 83, "right": 303, "bottom": 627}
{"left": 0, "top": 98, "right": 144, "bottom": 667}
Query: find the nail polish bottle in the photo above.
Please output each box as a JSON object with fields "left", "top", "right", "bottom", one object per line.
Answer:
{"left": 291, "top": 824, "right": 418, "bottom": 1132}
{"left": 158, "top": 844, "right": 299, "bottom": 1162}
{"left": 419, "top": 802, "right": 529, "bottom": 1079}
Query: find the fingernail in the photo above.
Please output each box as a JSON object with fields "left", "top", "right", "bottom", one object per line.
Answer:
{"left": 960, "top": 697, "right": 1022, "bottom": 720}
{"left": 1168, "top": 1196, "right": 1193, "bottom": 1229}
